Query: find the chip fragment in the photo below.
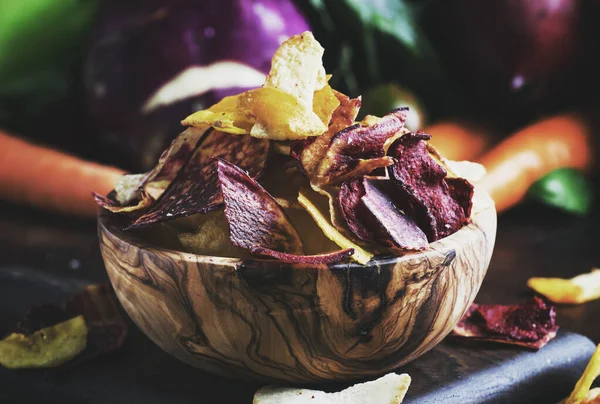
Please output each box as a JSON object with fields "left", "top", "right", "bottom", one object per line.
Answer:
{"left": 217, "top": 158, "right": 304, "bottom": 256}
{"left": 339, "top": 178, "right": 428, "bottom": 253}
{"left": 253, "top": 372, "right": 411, "bottom": 404}
{"left": 251, "top": 247, "right": 354, "bottom": 265}
{"left": 0, "top": 316, "right": 88, "bottom": 369}
{"left": 298, "top": 190, "right": 374, "bottom": 265}
{"left": 388, "top": 132, "right": 473, "bottom": 242}
{"left": 449, "top": 297, "right": 559, "bottom": 350}
{"left": 562, "top": 344, "right": 600, "bottom": 404}
{"left": 313, "top": 107, "right": 409, "bottom": 186}
{"left": 527, "top": 268, "right": 600, "bottom": 304}
{"left": 182, "top": 32, "right": 335, "bottom": 141}
{"left": 127, "top": 130, "right": 270, "bottom": 229}
{"left": 0, "top": 284, "right": 127, "bottom": 369}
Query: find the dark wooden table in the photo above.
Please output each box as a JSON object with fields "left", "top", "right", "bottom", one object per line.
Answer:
{"left": 0, "top": 196, "right": 599, "bottom": 402}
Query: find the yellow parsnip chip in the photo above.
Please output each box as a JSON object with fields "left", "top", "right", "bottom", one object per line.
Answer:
{"left": 527, "top": 269, "right": 600, "bottom": 304}
{"left": 298, "top": 190, "right": 374, "bottom": 265}
{"left": 562, "top": 344, "right": 600, "bottom": 404}
{"left": 182, "top": 32, "right": 335, "bottom": 141}
{"left": 0, "top": 315, "right": 87, "bottom": 369}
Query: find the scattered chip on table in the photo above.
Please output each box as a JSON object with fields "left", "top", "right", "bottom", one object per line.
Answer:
{"left": 253, "top": 372, "right": 411, "bottom": 404}
{"left": 561, "top": 343, "right": 600, "bottom": 404}
{"left": 528, "top": 268, "right": 600, "bottom": 304}
{"left": 449, "top": 297, "right": 559, "bottom": 350}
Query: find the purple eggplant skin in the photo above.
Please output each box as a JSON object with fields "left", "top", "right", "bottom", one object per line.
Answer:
{"left": 84, "top": 0, "right": 309, "bottom": 172}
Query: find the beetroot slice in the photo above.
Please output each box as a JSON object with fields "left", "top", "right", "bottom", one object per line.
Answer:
{"left": 339, "top": 178, "right": 427, "bottom": 252}
{"left": 362, "top": 178, "right": 428, "bottom": 252}
{"left": 387, "top": 132, "right": 471, "bottom": 242}
{"left": 450, "top": 297, "right": 559, "bottom": 350}
{"left": 338, "top": 179, "right": 377, "bottom": 243}
{"left": 217, "top": 158, "right": 304, "bottom": 256}
{"left": 251, "top": 247, "right": 354, "bottom": 264}
{"left": 446, "top": 177, "right": 475, "bottom": 218}
{"left": 313, "top": 108, "right": 408, "bottom": 186}
{"left": 127, "top": 130, "right": 270, "bottom": 229}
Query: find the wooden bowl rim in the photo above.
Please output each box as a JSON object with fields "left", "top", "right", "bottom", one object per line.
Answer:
{"left": 98, "top": 194, "right": 496, "bottom": 270}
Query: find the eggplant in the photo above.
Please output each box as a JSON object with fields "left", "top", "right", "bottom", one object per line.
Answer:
{"left": 84, "top": 0, "right": 309, "bottom": 171}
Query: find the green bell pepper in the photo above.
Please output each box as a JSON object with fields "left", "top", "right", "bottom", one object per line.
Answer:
{"left": 526, "top": 168, "right": 593, "bottom": 216}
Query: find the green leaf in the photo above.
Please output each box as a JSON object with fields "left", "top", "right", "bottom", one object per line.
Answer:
{"left": 527, "top": 168, "right": 594, "bottom": 216}
{"left": 344, "top": 0, "right": 419, "bottom": 54}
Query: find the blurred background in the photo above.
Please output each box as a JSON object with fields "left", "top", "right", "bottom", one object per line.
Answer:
{"left": 1, "top": 0, "right": 600, "bottom": 219}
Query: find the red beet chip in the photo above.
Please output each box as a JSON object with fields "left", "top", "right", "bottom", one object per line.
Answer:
{"left": 314, "top": 108, "right": 408, "bottom": 186}
{"left": 387, "top": 132, "right": 472, "bottom": 242}
{"left": 217, "top": 158, "right": 303, "bottom": 256}
{"left": 127, "top": 130, "right": 270, "bottom": 229}
{"left": 339, "top": 178, "right": 428, "bottom": 253}
{"left": 217, "top": 159, "right": 353, "bottom": 264}
{"left": 450, "top": 297, "right": 559, "bottom": 350}
{"left": 252, "top": 247, "right": 354, "bottom": 264}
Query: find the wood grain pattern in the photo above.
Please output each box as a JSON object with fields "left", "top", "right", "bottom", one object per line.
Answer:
{"left": 97, "top": 190, "right": 497, "bottom": 384}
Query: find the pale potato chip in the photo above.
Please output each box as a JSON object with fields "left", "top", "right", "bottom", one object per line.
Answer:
{"left": 298, "top": 190, "right": 374, "bottom": 265}
{"left": 181, "top": 32, "right": 335, "bottom": 141}
{"left": 527, "top": 269, "right": 600, "bottom": 304}
{"left": 253, "top": 372, "right": 411, "bottom": 404}
{"left": 177, "top": 212, "right": 248, "bottom": 258}
{"left": 114, "top": 173, "right": 147, "bottom": 205}
{"left": 264, "top": 31, "right": 325, "bottom": 107}
{"left": 562, "top": 344, "right": 600, "bottom": 404}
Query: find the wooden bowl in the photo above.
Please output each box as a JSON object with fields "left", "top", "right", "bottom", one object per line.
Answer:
{"left": 98, "top": 190, "right": 496, "bottom": 384}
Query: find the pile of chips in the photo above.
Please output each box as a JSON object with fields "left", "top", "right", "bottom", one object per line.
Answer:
{"left": 95, "top": 31, "right": 478, "bottom": 266}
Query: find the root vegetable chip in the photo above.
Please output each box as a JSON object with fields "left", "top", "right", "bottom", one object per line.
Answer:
{"left": 264, "top": 31, "right": 327, "bottom": 105}
{"left": 94, "top": 126, "right": 210, "bottom": 212}
{"left": 93, "top": 190, "right": 154, "bottom": 214}
{"left": 183, "top": 87, "right": 328, "bottom": 141}
{"left": 127, "top": 130, "right": 270, "bottom": 229}
{"left": 339, "top": 178, "right": 427, "bottom": 253}
{"left": 253, "top": 372, "right": 411, "bottom": 404}
{"left": 0, "top": 316, "right": 87, "bottom": 369}
{"left": 449, "top": 297, "right": 559, "bottom": 350}
{"left": 0, "top": 284, "right": 127, "bottom": 369}
{"left": 217, "top": 158, "right": 304, "bottom": 257}
{"left": 182, "top": 32, "right": 336, "bottom": 141}
{"left": 292, "top": 91, "right": 362, "bottom": 178}
{"left": 252, "top": 247, "right": 354, "bottom": 265}
{"left": 298, "top": 190, "right": 374, "bottom": 265}
{"left": 388, "top": 132, "right": 473, "bottom": 242}
{"left": 527, "top": 268, "right": 600, "bottom": 304}
{"left": 313, "top": 107, "right": 409, "bottom": 186}
{"left": 362, "top": 178, "right": 428, "bottom": 252}
{"left": 562, "top": 344, "right": 600, "bottom": 404}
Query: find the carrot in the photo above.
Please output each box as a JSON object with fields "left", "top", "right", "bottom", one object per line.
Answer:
{"left": 477, "top": 114, "right": 594, "bottom": 213}
{"left": 0, "top": 130, "right": 126, "bottom": 218}
{"left": 423, "top": 120, "right": 491, "bottom": 162}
